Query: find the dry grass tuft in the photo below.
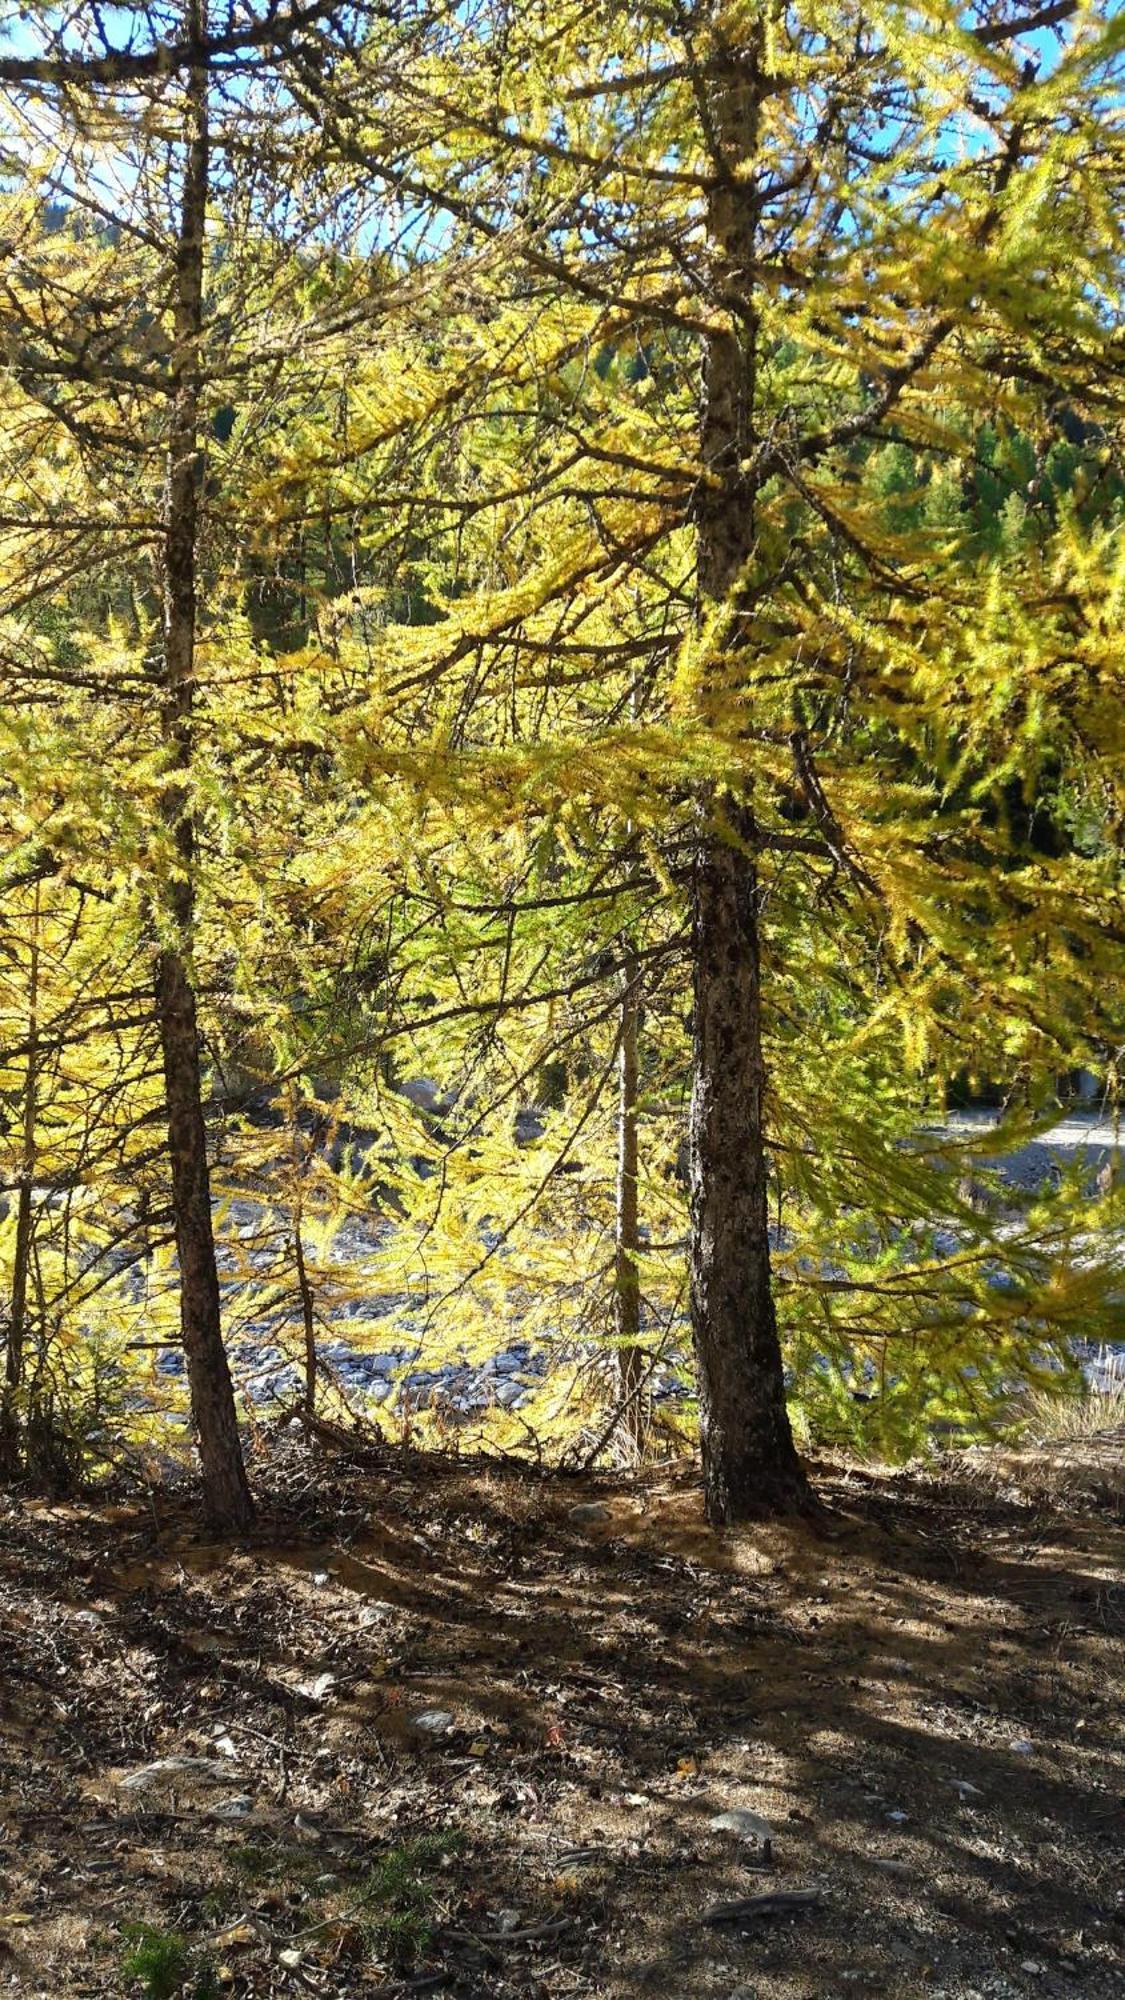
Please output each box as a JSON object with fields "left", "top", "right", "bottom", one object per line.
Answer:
{"left": 1022, "top": 1380, "right": 1125, "bottom": 1446}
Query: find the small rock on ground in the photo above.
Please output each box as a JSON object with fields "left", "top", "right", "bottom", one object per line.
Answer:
{"left": 118, "top": 1755, "right": 242, "bottom": 1791}
{"left": 709, "top": 1807, "right": 774, "bottom": 1845}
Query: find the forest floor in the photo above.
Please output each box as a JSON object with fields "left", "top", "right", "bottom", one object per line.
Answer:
{"left": 0, "top": 1429, "right": 1122, "bottom": 2000}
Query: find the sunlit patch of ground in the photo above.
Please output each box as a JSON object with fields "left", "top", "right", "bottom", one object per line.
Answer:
{"left": 0, "top": 1433, "right": 1121, "bottom": 1997}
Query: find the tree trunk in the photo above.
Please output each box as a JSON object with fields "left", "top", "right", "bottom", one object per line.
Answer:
{"left": 155, "top": 8, "right": 252, "bottom": 1531}
{"left": 614, "top": 949, "right": 647, "bottom": 1462}
{"left": 290, "top": 1087, "right": 318, "bottom": 1428}
{"left": 0, "top": 883, "right": 40, "bottom": 1477}
{"left": 688, "top": 806, "right": 809, "bottom": 1519}
{"left": 688, "top": 23, "right": 810, "bottom": 1521}
{"left": 296, "top": 1219, "right": 318, "bottom": 1428}
{"left": 157, "top": 950, "right": 251, "bottom": 1527}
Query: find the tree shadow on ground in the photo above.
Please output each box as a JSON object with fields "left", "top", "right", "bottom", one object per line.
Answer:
{"left": 0, "top": 1442, "right": 1121, "bottom": 1996}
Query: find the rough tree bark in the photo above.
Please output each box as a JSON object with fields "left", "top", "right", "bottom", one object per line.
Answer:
{"left": 688, "top": 23, "right": 812, "bottom": 1521}
{"left": 289, "top": 1086, "right": 319, "bottom": 1428}
{"left": 614, "top": 948, "right": 647, "bottom": 1463}
{"left": 0, "top": 882, "right": 40, "bottom": 1476}
{"left": 155, "top": 7, "right": 252, "bottom": 1530}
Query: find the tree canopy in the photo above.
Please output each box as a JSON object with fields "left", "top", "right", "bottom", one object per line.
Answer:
{"left": 0, "top": 0, "right": 1121, "bottom": 1523}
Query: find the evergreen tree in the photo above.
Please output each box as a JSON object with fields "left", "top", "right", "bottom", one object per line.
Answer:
{"left": 304, "top": 0, "right": 1124, "bottom": 1514}
{"left": 0, "top": 1, "right": 389, "bottom": 1518}
{"left": 0, "top": 1, "right": 1120, "bottom": 1522}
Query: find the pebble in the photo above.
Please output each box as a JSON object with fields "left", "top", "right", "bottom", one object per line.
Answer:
{"left": 410, "top": 1708, "right": 454, "bottom": 1734}
{"left": 568, "top": 1502, "right": 611, "bottom": 1524}
{"left": 298, "top": 1672, "right": 336, "bottom": 1702}
{"left": 212, "top": 1796, "right": 255, "bottom": 1819}
{"left": 1009, "top": 1738, "right": 1034, "bottom": 1755}
{"left": 709, "top": 1808, "right": 774, "bottom": 1846}
{"left": 118, "top": 1755, "right": 241, "bottom": 1792}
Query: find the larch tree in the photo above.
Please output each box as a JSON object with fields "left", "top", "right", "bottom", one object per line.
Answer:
{"left": 0, "top": 1, "right": 397, "bottom": 1521}
{"left": 301, "top": 0, "right": 1125, "bottom": 1516}
{"left": 0, "top": 1, "right": 1120, "bottom": 1519}
{"left": 154, "top": 5, "right": 254, "bottom": 1530}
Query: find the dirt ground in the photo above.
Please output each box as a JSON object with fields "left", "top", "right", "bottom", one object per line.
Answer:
{"left": 0, "top": 1431, "right": 1121, "bottom": 2000}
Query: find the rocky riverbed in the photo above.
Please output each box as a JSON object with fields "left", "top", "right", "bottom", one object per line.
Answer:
{"left": 157, "top": 1112, "right": 1122, "bottom": 1425}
